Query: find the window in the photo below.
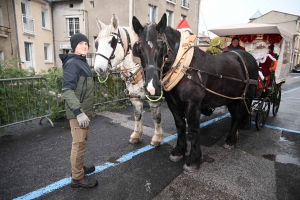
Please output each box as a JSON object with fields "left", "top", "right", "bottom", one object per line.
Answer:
{"left": 0, "top": 7, "right": 3, "bottom": 26}
{"left": 181, "top": 0, "right": 189, "bottom": 8}
{"left": 166, "top": 0, "right": 176, "bottom": 4}
{"left": 24, "top": 42, "right": 31, "bottom": 61}
{"left": 181, "top": 15, "right": 187, "bottom": 20}
{"left": 148, "top": 5, "right": 157, "bottom": 23}
{"left": 90, "top": 1, "right": 94, "bottom": 8}
{"left": 41, "top": 8, "right": 49, "bottom": 29}
{"left": 166, "top": 10, "right": 174, "bottom": 27}
{"left": 44, "top": 43, "right": 51, "bottom": 61}
{"left": 67, "top": 17, "right": 79, "bottom": 37}
{"left": 0, "top": 51, "right": 4, "bottom": 61}
{"left": 21, "top": 0, "right": 34, "bottom": 34}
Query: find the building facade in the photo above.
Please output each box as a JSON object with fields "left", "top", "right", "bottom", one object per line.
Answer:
{"left": 1, "top": 0, "right": 55, "bottom": 73}
{"left": 250, "top": 10, "right": 300, "bottom": 69}
{"left": 51, "top": 0, "right": 201, "bottom": 68}
{"left": 16, "top": 0, "right": 54, "bottom": 73}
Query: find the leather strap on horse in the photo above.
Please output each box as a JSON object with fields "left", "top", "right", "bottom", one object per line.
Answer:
{"left": 162, "top": 31, "right": 196, "bottom": 91}
{"left": 123, "top": 28, "right": 132, "bottom": 54}
{"left": 184, "top": 50, "right": 257, "bottom": 114}
{"left": 120, "top": 64, "right": 143, "bottom": 85}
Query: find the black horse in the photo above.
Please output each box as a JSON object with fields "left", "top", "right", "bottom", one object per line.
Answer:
{"left": 132, "top": 14, "right": 259, "bottom": 172}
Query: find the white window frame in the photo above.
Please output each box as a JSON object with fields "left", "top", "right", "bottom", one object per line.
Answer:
{"left": 41, "top": 7, "right": 50, "bottom": 29}
{"left": 44, "top": 43, "right": 52, "bottom": 62}
{"left": 0, "top": 6, "right": 3, "bottom": 26}
{"left": 166, "top": 0, "right": 176, "bottom": 5}
{"left": 21, "top": 0, "right": 31, "bottom": 17}
{"left": 181, "top": 0, "right": 189, "bottom": 9}
{"left": 90, "top": 1, "right": 94, "bottom": 8}
{"left": 166, "top": 10, "right": 174, "bottom": 27}
{"left": 148, "top": 5, "right": 157, "bottom": 23}
{"left": 0, "top": 51, "right": 4, "bottom": 61}
{"left": 66, "top": 17, "right": 80, "bottom": 37}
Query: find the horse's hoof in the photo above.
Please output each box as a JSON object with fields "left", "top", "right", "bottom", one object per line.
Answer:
{"left": 150, "top": 141, "right": 161, "bottom": 147}
{"left": 183, "top": 164, "right": 199, "bottom": 173}
{"left": 169, "top": 154, "right": 183, "bottom": 162}
{"left": 223, "top": 143, "right": 234, "bottom": 149}
{"left": 129, "top": 138, "right": 140, "bottom": 144}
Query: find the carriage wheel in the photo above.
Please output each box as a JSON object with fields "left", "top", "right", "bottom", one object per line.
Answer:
{"left": 255, "top": 97, "right": 270, "bottom": 130}
{"left": 272, "top": 88, "right": 281, "bottom": 116}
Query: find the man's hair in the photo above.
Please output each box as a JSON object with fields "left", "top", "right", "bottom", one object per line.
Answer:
{"left": 231, "top": 36, "right": 240, "bottom": 42}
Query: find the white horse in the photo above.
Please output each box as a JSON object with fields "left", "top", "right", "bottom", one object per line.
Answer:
{"left": 94, "top": 14, "right": 163, "bottom": 146}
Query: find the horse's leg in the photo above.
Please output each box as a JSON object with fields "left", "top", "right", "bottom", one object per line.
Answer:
{"left": 224, "top": 100, "right": 244, "bottom": 149}
{"left": 183, "top": 104, "right": 202, "bottom": 172}
{"left": 129, "top": 98, "right": 144, "bottom": 144}
{"left": 168, "top": 103, "right": 187, "bottom": 162}
{"left": 148, "top": 101, "right": 163, "bottom": 147}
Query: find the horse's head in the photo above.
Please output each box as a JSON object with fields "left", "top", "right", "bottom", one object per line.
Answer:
{"left": 132, "top": 14, "right": 170, "bottom": 96}
{"left": 94, "top": 14, "right": 126, "bottom": 78}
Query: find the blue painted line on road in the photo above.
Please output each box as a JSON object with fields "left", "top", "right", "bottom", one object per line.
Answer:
{"left": 283, "top": 97, "right": 300, "bottom": 100}
{"left": 13, "top": 113, "right": 231, "bottom": 200}
{"left": 282, "top": 87, "right": 300, "bottom": 95}
{"left": 251, "top": 121, "right": 300, "bottom": 134}
{"left": 200, "top": 113, "right": 230, "bottom": 128}
{"left": 264, "top": 124, "right": 300, "bottom": 134}
{"left": 13, "top": 84, "right": 299, "bottom": 200}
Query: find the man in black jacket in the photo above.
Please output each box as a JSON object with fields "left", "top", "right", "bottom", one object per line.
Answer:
{"left": 60, "top": 33, "right": 97, "bottom": 188}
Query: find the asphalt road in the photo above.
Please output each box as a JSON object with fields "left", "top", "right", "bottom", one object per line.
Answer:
{"left": 0, "top": 73, "right": 299, "bottom": 200}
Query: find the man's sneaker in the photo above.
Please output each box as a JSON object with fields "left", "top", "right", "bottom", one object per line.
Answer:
{"left": 71, "top": 176, "right": 98, "bottom": 188}
{"left": 83, "top": 165, "right": 95, "bottom": 174}
{"left": 70, "top": 165, "right": 95, "bottom": 177}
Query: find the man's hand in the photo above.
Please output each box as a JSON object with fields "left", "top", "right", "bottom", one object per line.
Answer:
{"left": 76, "top": 113, "right": 90, "bottom": 128}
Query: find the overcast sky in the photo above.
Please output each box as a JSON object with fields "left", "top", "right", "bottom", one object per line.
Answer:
{"left": 198, "top": 0, "right": 300, "bottom": 38}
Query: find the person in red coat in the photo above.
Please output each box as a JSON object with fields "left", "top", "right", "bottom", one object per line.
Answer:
{"left": 253, "top": 42, "right": 275, "bottom": 77}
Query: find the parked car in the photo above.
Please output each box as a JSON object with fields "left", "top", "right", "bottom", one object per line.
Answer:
{"left": 292, "top": 64, "right": 300, "bottom": 73}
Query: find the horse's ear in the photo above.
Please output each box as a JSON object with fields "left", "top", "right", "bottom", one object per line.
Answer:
{"left": 96, "top": 18, "right": 106, "bottom": 31}
{"left": 132, "top": 16, "right": 144, "bottom": 36}
{"left": 111, "top": 14, "right": 119, "bottom": 29}
{"left": 156, "top": 13, "right": 167, "bottom": 34}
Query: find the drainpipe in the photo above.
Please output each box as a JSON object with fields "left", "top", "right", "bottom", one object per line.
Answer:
{"left": 129, "top": 0, "right": 132, "bottom": 28}
{"left": 51, "top": 2, "right": 56, "bottom": 66}
{"left": 133, "top": 0, "right": 136, "bottom": 17}
{"left": 197, "top": 0, "right": 201, "bottom": 45}
{"left": 12, "top": 0, "right": 21, "bottom": 67}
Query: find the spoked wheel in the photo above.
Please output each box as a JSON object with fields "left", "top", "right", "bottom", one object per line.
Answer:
{"left": 255, "top": 97, "right": 270, "bottom": 130}
{"left": 272, "top": 87, "right": 281, "bottom": 116}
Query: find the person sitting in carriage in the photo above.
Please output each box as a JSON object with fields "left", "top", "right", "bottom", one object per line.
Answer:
{"left": 223, "top": 36, "right": 245, "bottom": 51}
{"left": 252, "top": 42, "right": 277, "bottom": 88}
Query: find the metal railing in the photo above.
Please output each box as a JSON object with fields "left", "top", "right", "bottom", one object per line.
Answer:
{"left": 0, "top": 74, "right": 128, "bottom": 129}
{"left": 0, "top": 77, "right": 53, "bottom": 129}
{"left": 22, "top": 14, "right": 35, "bottom": 35}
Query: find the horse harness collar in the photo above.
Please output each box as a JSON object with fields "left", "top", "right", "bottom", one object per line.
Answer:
{"left": 161, "top": 31, "right": 197, "bottom": 91}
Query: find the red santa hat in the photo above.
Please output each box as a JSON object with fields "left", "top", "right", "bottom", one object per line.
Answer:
{"left": 176, "top": 18, "right": 192, "bottom": 33}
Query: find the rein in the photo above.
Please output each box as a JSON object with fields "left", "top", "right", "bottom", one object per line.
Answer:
{"left": 182, "top": 50, "right": 257, "bottom": 114}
